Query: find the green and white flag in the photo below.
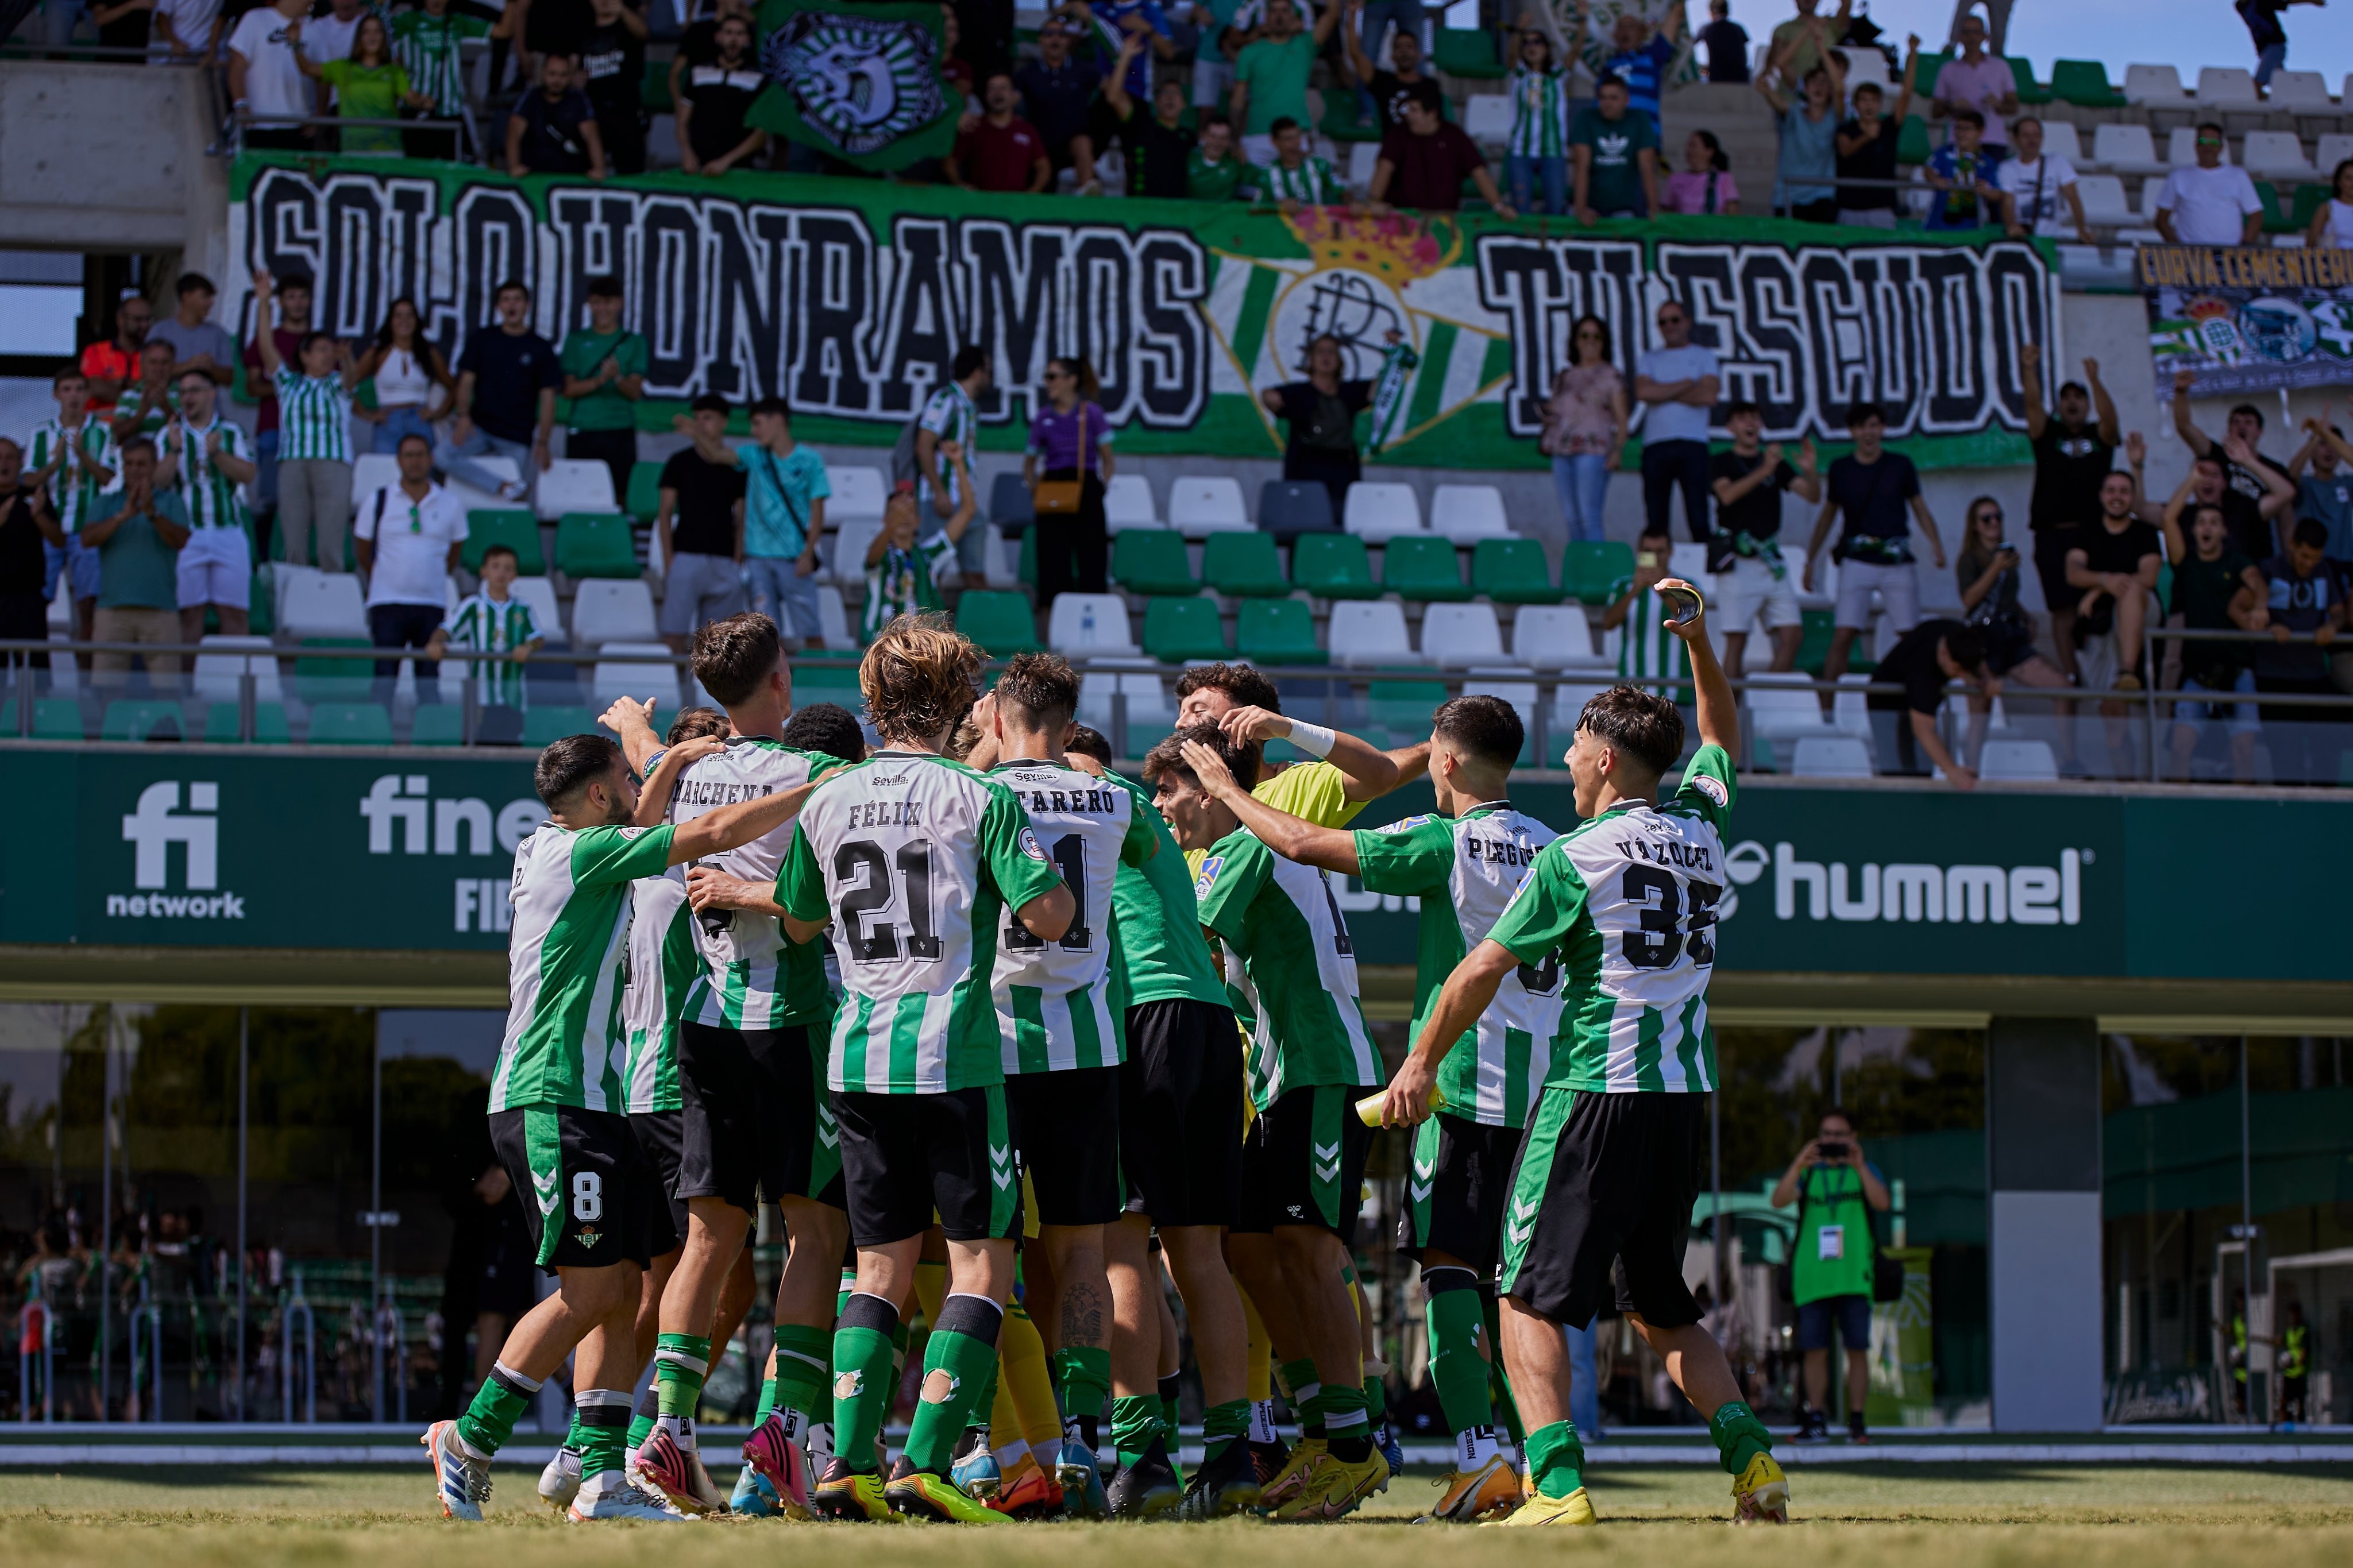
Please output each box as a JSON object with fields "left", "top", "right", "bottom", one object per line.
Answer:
{"left": 1365, "top": 339, "right": 1418, "bottom": 455}
{"left": 749, "top": 0, "right": 962, "bottom": 172}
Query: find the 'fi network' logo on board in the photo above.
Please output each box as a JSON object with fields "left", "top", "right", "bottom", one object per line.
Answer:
{"left": 107, "top": 781, "right": 245, "bottom": 920}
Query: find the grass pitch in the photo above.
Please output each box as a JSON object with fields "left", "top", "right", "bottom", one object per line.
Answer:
{"left": 1, "top": 1463, "right": 2348, "bottom": 1568}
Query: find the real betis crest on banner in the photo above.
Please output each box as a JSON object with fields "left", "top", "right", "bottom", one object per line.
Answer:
{"left": 748, "top": 0, "right": 959, "bottom": 170}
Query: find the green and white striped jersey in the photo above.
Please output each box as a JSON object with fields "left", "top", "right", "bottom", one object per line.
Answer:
{"left": 1102, "top": 771, "right": 1229, "bottom": 1009}
{"left": 987, "top": 759, "right": 1158, "bottom": 1074}
{"left": 441, "top": 590, "right": 543, "bottom": 709}
{"left": 862, "top": 535, "right": 958, "bottom": 642}
{"left": 492, "top": 820, "right": 678, "bottom": 1113}
{"left": 1194, "top": 828, "right": 1380, "bottom": 1112}
{"left": 1260, "top": 155, "right": 1343, "bottom": 204}
{"left": 157, "top": 416, "right": 253, "bottom": 532}
{"left": 115, "top": 388, "right": 179, "bottom": 440}
{"left": 622, "top": 867, "right": 696, "bottom": 1113}
{"left": 1618, "top": 584, "right": 1692, "bottom": 702}
{"left": 1508, "top": 65, "right": 1571, "bottom": 157}
{"left": 1353, "top": 802, "right": 1564, "bottom": 1129}
{"left": 391, "top": 9, "right": 489, "bottom": 116}
{"left": 1484, "top": 744, "right": 1734, "bottom": 1094}
{"left": 273, "top": 366, "right": 353, "bottom": 464}
{"left": 777, "top": 751, "right": 1067, "bottom": 1095}
{"left": 24, "top": 416, "right": 116, "bottom": 534}
{"left": 916, "top": 384, "right": 976, "bottom": 508}
{"left": 668, "top": 737, "right": 848, "bottom": 1032}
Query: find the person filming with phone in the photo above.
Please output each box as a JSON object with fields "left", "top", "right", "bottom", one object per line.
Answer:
{"left": 1770, "top": 1106, "right": 1891, "bottom": 1444}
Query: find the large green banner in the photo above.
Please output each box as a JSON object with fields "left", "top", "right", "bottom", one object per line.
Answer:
{"left": 227, "top": 156, "right": 2057, "bottom": 470}
{"left": 2, "top": 748, "right": 2343, "bottom": 988}
{"left": 745, "top": 0, "right": 961, "bottom": 171}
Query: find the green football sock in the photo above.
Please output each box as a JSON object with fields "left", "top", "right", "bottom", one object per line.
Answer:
{"left": 1524, "top": 1419, "right": 1586, "bottom": 1500}
{"left": 654, "top": 1331, "right": 710, "bottom": 1421}
{"left": 1054, "top": 1345, "right": 1112, "bottom": 1435}
{"left": 1364, "top": 1372, "right": 1388, "bottom": 1424}
{"left": 752, "top": 1374, "right": 780, "bottom": 1429}
{"left": 1709, "top": 1400, "right": 1773, "bottom": 1477}
{"left": 904, "top": 1295, "right": 1004, "bottom": 1474}
{"left": 773, "top": 1322, "right": 832, "bottom": 1426}
{"left": 561, "top": 1407, "right": 588, "bottom": 1457}
{"left": 1424, "top": 1268, "right": 1496, "bottom": 1435}
{"left": 454, "top": 1362, "right": 538, "bottom": 1457}
{"left": 627, "top": 1382, "right": 658, "bottom": 1451}
{"left": 1110, "top": 1393, "right": 1162, "bottom": 1468}
{"left": 575, "top": 1388, "right": 632, "bottom": 1478}
{"left": 1320, "top": 1380, "right": 1371, "bottom": 1460}
{"left": 1201, "top": 1397, "right": 1250, "bottom": 1463}
{"left": 1279, "top": 1358, "right": 1323, "bottom": 1438}
{"left": 832, "top": 1293, "right": 900, "bottom": 1474}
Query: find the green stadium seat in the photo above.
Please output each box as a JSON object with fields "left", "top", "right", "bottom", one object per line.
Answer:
{"left": 2006, "top": 57, "right": 2051, "bottom": 105}
{"left": 2291, "top": 181, "right": 2330, "bottom": 232}
{"left": 641, "top": 55, "right": 674, "bottom": 111}
{"left": 1291, "top": 533, "right": 1379, "bottom": 600}
{"left": 306, "top": 701, "right": 394, "bottom": 745}
{"left": 408, "top": 704, "right": 466, "bottom": 746}
{"left": 1111, "top": 528, "right": 1198, "bottom": 596}
{"left": 1896, "top": 114, "right": 1932, "bottom": 167}
{"left": 1471, "top": 538, "right": 1563, "bottom": 604}
{"left": 1203, "top": 531, "right": 1290, "bottom": 597}
{"left": 1235, "top": 598, "right": 1326, "bottom": 665}
{"left": 244, "top": 571, "right": 274, "bottom": 635}
{"left": 1380, "top": 535, "right": 1472, "bottom": 602}
{"left": 1908, "top": 50, "right": 1951, "bottom": 95}
{"left": 1560, "top": 540, "right": 1634, "bottom": 605}
{"left": 522, "top": 706, "right": 599, "bottom": 747}
{"left": 1368, "top": 671, "right": 1447, "bottom": 747}
{"left": 555, "top": 512, "right": 640, "bottom": 579}
{"left": 956, "top": 590, "right": 1043, "bottom": 656}
{"left": 294, "top": 637, "right": 373, "bottom": 703}
{"left": 101, "top": 700, "right": 182, "bottom": 743}
{"left": 626, "top": 464, "right": 664, "bottom": 524}
{"left": 464, "top": 509, "right": 546, "bottom": 575}
{"left": 1433, "top": 28, "right": 1505, "bottom": 79}
{"left": 203, "top": 702, "right": 292, "bottom": 743}
{"left": 29, "top": 698, "right": 84, "bottom": 740}
{"left": 2050, "top": 59, "right": 2126, "bottom": 108}
{"left": 1320, "top": 95, "right": 1383, "bottom": 141}
{"left": 1142, "top": 596, "right": 1232, "bottom": 662}
{"left": 2256, "top": 180, "right": 2293, "bottom": 234}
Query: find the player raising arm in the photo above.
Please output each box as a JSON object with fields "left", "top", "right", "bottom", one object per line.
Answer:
{"left": 1371, "top": 584, "right": 1788, "bottom": 1530}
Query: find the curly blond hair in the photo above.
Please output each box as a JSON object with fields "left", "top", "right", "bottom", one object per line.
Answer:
{"left": 860, "top": 613, "right": 983, "bottom": 747}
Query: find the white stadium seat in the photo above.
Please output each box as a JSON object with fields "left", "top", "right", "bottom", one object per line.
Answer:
{"left": 1978, "top": 737, "right": 2060, "bottom": 782}
{"left": 279, "top": 571, "right": 368, "bottom": 640}
{"left": 2072, "top": 175, "right": 2133, "bottom": 227}
{"left": 511, "top": 576, "right": 565, "bottom": 644}
{"left": 1078, "top": 670, "right": 1174, "bottom": 733}
{"left": 570, "top": 577, "right": 658, "bottom": 649}
{"left": 2196, "top": 67, "right": 2260, "bottom": 109}
{"left": 1418, "top": 603, "right": 1509, "bottom": 667}
{"left": 1745, "top": 670, "right": 1829, "bottom": 743}
{"left": 535, "top": 457, "right": 617, "bottom": 520}
{"left": 2242, "top": 131, "right": 2316, "bottom": 182}
{"left": 591, "top": 641, "right": 681, "bottom": 705}
{"left": 1510, "top": 604, "right": 1604, "bottom": 669}
{"left": 1550, "top": 676, "right": 1613, "bottom": 735}
{"left": 1791, "top": 734, "right": 1874, "bottom": 779}
{"left": 815, "top": 585, "right": 854, "bottom": 650}
{"left": 2036, "top": 120, "right": 2085, "bottom": 168}
{"left": 2089, "top": 124, "right": 2167, "bottom": 177}
{"left": 2123, "top": 64, "right": 2187, "bottom": 106}
{"left": 1428, "top": 483, "right": 1513, "bottom": 541}
{"left": 1104, "top": 473, "right": 1159, "bottom": 533}
{"left": 1328, "top": 600, "right": 1418, "bottom": 665}
{"left": 1348, "top": 140, "right": 1382, "bottom": 189}
{"left": 2267, "top": 70, "right": 2333, "bottom": 112}
{"left": 442, "top": 451, "right": 522, "bottom": 515}
{"left": 1462, "top": 677, "right": 1540, "bottom": 748}
{"left": 192, "top": 635, "right": 283, "bottom": 704}
{"left": 1343, "top": 481, "right": 1424, "bottom": 540}
{"left": 350, "top": 453, "right": 400, "bottom": 511}
{"left": 828, "top": 517, "right": 884, "bottom": 586}
{"left": 826, "top": 465, "right": 889, "bottom": 521}
{"left": 1462, "top": 95, "right": 1511, "bottom": 144}
{"left": 1167, "top": 476, "right": 1252, "bottom": 536}
{"left": 1047, "top": 593, "right": 1141, "bottom": 659}
{"left": 1841, "top": 47, "right": 1892, "bottom": 93}
{"left": 2317, "top": 133, "right": 2353, "bottom": 173}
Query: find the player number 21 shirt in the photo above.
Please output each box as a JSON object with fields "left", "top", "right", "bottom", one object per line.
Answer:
{"left": 778, "top": 751, "right": 1066, "bottom": 1095}
{"left": 1483, "top": 746, "right": 1735, "bottom": 1094}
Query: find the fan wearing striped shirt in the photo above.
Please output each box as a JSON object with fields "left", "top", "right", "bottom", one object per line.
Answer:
{"left": 251, "top": 268, "right": 363, "bottom": 570}
{"left": 1505, "top": 25, "right": 1572, "bottom": 217}
{"left": 152, "top": 368, "right": 259, "bottom": 642}
{"left": 1257, "top": 117, "right": 1344, "bottom": 208}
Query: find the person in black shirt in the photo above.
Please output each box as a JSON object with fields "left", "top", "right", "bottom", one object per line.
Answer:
{"left": 656, "top": 395, "right": 749, "bottom": 652}
{"left": 1707, "top": 399, "right": 1820, "bottom": 673}
{"left": 2158, "top": 487, "right": 2268, "bottom": 782}
{"left": 2063, "top": 472, "right": 2162, "bottom": 780}
{"left": 1104, "top": 41, "right": 1196, "bottom": 200}
{"left": 0, "top": 440, "right": 63, "bottom": 670}
{"left": 1260, "top": 333, "right": 1376, "bottom": 512}
{"left": 2189, "top": 440, "right": 2296, "bottom": 563}
{"left": 575, "top": 0, "right": 650, "bottom": 175}
{"left": 1867, "top": 618, "right": 1995, "bottom": 787}
{"left": 439, "top": 280, "right": 564, "bottom": 501}
{"left": 1698, "top": 0, "right": 1749, "bottom": 83}
{"left": 2020, "top": 341, "right": 2120, "bottom": 685}
{"left": 2171, "top": 365, "right": 2297, "bottom": 521}
{"left": 1833, "top": 66, "right": 1912, "bottom": 225}
{"left": 1016, "top": 18, "right": 1106, "bottom": 192}
{"left": 506, "top": 52, "right": 607, "bottom": 177}
{"left": 677, "top": 12, "right": 768, "bottom": 175}
{"left": 1341, "top": 13, "right": 1446, "bottom": 134}
{"left": 2253, "top": 517, "right": 2349, "bottom": 783}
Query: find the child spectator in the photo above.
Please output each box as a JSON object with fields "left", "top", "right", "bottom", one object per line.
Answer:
{"left": 430, "top": 542, "right": 545, "bottom": 736}
{"left": 1758, "top": 53, "right": 1845, "bottom": 222}
{"left": 1661, "top": 128, "right": 1740, "bottom": 214}
{"left": 1833, "top": 50, "right": 1913, "bottom": 229}
{"left": 1506, "top": 26, "right": 1573, "bottom": 218}
{"left": 557, "top": 275, "right": 646, "bottom": 504}
{"left": 251, "top": 269, "right": 364, "bottom": 570}
{"left": 1923, "top": 107, "right": 2002, "bottom": 230}
{"left": 153, "top": 369, "right": 258, "bottom": 642}
{"left": 24, "top": 369, "right": 115, "bottom": 647}
{"left": 736, "top": 397, "right": 829, "bottom": 651}
{"left": 1259, "top": 116, "right": 1344, "bottom": 206}
{"left": 2242, "top": 0, "right": 2321, "bottom": 96}
{"left": 1602, "top": 528, "right": 1692, "bottom": 702}
{"left": 863, "top": 449, "right": 977, "bottom": 642}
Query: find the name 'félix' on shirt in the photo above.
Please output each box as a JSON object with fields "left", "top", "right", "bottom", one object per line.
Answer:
{"left": 1615, "top": 837, "right": 1715, "bottom": 871}
{"left": 845, "top": 799, "right": 925, "bottom": 828}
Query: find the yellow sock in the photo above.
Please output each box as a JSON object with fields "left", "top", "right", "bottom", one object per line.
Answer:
{"left": 913, "top": 1258, "right": 948, "bottom": 1332}
{"left": 1241, "top": 1287, "right": 1272, "bottom": 1404}
{"left": 1001, "top": 1299, "right": 1064, "bottom": 1450}
{"left": 989, "top": 1335, "right": 1024, "bottom": 1449}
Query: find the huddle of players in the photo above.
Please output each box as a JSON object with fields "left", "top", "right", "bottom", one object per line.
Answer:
{"left": 425, "top": 584, "right": 1790, "bottom": 1528}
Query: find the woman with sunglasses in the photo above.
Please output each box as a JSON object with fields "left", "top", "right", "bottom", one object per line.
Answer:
{"left": 1023, "top": 357, "right": 1114, "bottom": 619}
{"left": 1540, "top": 314, "right": 1627, "bottom": 544}
{"left": 1955, "top": 491, "right": 2077, "bottom": 770}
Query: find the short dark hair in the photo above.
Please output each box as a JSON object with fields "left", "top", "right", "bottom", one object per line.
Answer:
{"left": 1724, "top": 399, "right": 1761, "bottom": 420}
{"left": 689, "top": 393, "right": 730, "bottom": 417}
{"left": 1942, "top": 625, "right": 1987, "bottom": 672}
{"left": 1269, "top": 115, "right": 1300, "bottom": 136}
{"left": 1199, "top": 109, "right": 1230, "bottom": 131}
{"left": 175, "top": 271, "right": 215, "bottom": 298}
{"left": 692, "top": 613, "right": 783, "bottom": 708}
{"left": 481, "top": 543, "right": 519, "bottom": 569}
{"left": 1853, "top": 81, "right": 1884, "bottom": 100}
{"left": 1575, "top": 685, "right": 1684, "bottom": 777}
{"left": 861, "top": 613, "right": 984, "bottom": 745}
{"left": 993, "top": 651, "right": 1081, "bottom": 729}
{"left": 275, "top": 271, "right": 314, "bottom": 294}
{"left": 2198, "top": 119, "right": 2225, "bottom": 138}
{"left": 397, "top": 432, "right": 432, "bottom": 453}
{"left": 50, "top": 368, "right": 83, "bottom": 389}
{"left": 298, "top": 329, "right": 338, "bottom": 358}
{"left": 535, "top": 732, "right": 623, "bottom": 808}
{"left": 1172, "top": 662, "right": 1282, "bottom": 714}
{"left": 782, "top": 700, "right": 868, "bottom": 761}
{"left": 2057, "top": 380, "right": 2088, "bottom": 400}
{"left": 951, "top": 344, "right": 989, "bottom": 381}
{"left": 1596, "top": 72, "right": 1627, "bottom": 92}
{"left": 666, "top": 705, "right": 729, "bottom": 745}
{"left": 983, "top": 69, "right": 1015, "bottom": 91}
{"left": 1064, "top": 724, "right": 1112, "bottom": 764}
{"left": 117, "top": 435, "right": 157, "bottom": 462}
{"left": 1846, "top": 399, "right": 1886, "bottom": 428}
{"left": 585, "top": 274, "right": 623, "bottom": 300}
{"left": 2230, "top": 403, "right": 2264, "bottom": 428}
{"left": 1819, "top": 1104, "right": 1856, "bottom": 1129}
{"left": 1952, "top": 107, "right": 1985, "bottom": 129}
{"left": 493, "top": 278, "right": 531, "bottom": 302}
{"left": 1143, "top": 721, "right": 1262, "bottom": 794}
{"left": 749, "top": 395, "right": 792, "bottom": 422}
{"left": 2292, "top": 515, "right": 2330, "bottom": 549}
{"left": 1432, "top": 694, "right": 1524, "bottom": 770}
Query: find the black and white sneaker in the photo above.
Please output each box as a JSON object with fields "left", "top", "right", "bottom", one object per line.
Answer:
{"left": 1793, "top": 1408, "right": 1831, "bottom": 1444}
{"left": 1106, "top": 1435, "right": 1183, "bottom": 1519}
{"left": 1176, "top": 1436, "right": 1264, "bottom": 1520}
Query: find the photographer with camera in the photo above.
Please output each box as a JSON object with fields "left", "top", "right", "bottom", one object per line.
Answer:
{"left": 1770, "top": 1106, "right": 1890, "bottom": 1443}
